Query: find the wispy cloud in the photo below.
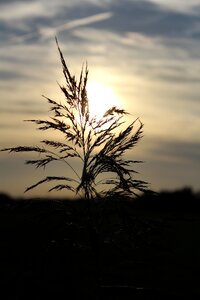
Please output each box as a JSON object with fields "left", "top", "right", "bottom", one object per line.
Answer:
{"left": 148, "top": 0, "right": 200, "bottom": 14}
{"left": 0, "top": 1, "right": 54, "bottom": 21}
{"left": 6, "top": 11, "right": 113, "bottom": 45}
{"left": 149, "top": 139, "right": 200, "bottom": 164}
{"left": 2, "top": 0, "right": 200, "bottom": 46}
{"left": 39, "top": 11, "right": 113, "bottom": 39}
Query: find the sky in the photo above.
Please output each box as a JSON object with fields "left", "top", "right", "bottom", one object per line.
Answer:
{"left": 0, "top": 0, "right": 200, "bottom": 198}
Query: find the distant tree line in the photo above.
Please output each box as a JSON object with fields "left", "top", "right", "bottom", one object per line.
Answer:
{"left": 133, "top": 187, "right": 200, "bottom": 212}
{"left": 0, "top": 187, "right": 200, "bottom": 212}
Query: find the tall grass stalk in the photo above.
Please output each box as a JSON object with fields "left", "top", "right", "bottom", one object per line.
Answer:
{"left": 1, "top": 38, "right": 148, "bottom": 200}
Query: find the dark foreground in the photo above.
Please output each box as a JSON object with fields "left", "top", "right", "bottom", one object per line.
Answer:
{"left": 0, "top": 189, "right": 200, "bottom": 299}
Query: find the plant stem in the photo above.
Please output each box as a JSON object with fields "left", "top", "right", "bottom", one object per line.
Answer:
{"left": 46, "top": 149, "right": 81, "bottom": 181}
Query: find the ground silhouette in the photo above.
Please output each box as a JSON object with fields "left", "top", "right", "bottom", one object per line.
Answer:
{"left": 0, "top": 188, "right": 200, "bottom": 299}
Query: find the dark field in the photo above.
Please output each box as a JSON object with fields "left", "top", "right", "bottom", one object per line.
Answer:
{"left": 0, "top": 189, "right": 200, "bottom": 299}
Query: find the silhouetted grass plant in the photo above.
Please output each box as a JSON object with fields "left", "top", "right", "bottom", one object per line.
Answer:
{"left": 2, "top": 38, "right": 148, "bottom": 200}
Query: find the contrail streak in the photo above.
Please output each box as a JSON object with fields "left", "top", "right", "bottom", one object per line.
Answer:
{"left": 8, "top": 11, "right": 113, "bottom": 45}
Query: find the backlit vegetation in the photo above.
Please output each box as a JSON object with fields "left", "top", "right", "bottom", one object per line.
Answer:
{"left": 1, "top": 39, "right": 148, "bottom": 199}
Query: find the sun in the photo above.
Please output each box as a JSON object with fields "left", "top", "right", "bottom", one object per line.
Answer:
{"left": 87, "top": 81, "right": 121, "bottom": 119}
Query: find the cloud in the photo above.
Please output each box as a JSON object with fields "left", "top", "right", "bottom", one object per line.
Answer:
{"left": 148, "top": 0, "right": 200, "bottom": 14}
{"left": 3, "top": 10, "right": 113, "bottom": 45}
{"left": 2, "top": 0, "right": 200, "bottom": 48}
{"left": 110, "top": 1, "right": 200, "bottom": 39}
{"left": 39, "top": 11, "right": 113, "bottom": 39}
{"left": 153, "top": 72, "right": 200, "bottom": 84}
{"left": 148, "top": 139, "right": 200, "bottom": 164}
{"left": 0, "top": 107, "right": 44, "bottom": 116}
{"left": 0, "top": 0, "right": 34, "bottom": 3}
{"left": 0, "top": 70, "right": 26, "bottom": 80}
{"left": 0, "top": 1, "right": 54, "bottom": 21}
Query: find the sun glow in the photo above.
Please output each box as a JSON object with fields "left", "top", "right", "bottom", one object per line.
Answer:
{"left": 87, "top": 81, "right": 121, "bottom": 119}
